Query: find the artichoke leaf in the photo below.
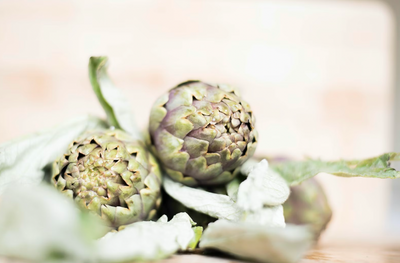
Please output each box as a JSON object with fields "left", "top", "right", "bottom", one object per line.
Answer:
{"left": 88, "top": 56, "right": 142, "bottom": 140}
{"left": 163, "top": 159, "right": 288, "bottom": 227}
{"left": 237, "top": 159, "right": 290, "bottom": 211}
{"left": 239, "top": 157, "right": 261, "bottom": 176}
{"left": 225, "top": 178, "right": 240, "bottom": 201}
{"left": 163, "top": 176, "right": 242, "bottom": 221}
{"left": 96, "top": 212, "right": 199, "bottom": 262}
{"left": 188, "top": 226, "right": 203, "bottom": 250}
{"left": 242, "top": 205, "right": 285, "bottom": 228}
{"left": 271, "top": 152, "right": 400, "bottom": 186}
{"left": 0, "top": 184, "right": 103, "bottom": 262}
{"left": 0, "top": 115, "right": 107, "bottom": 194}
{"left": 199, "top": 220, "right": 314, "bottom": 263}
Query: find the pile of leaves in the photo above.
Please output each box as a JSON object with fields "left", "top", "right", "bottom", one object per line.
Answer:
{"left": 0, "top": 57, "right": 399, "bottom": 263}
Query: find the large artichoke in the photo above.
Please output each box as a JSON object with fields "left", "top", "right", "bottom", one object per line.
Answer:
{"left": 149, "top": 81, "right": 258, "bottom": 186}
{"left": 52, "top": 129, "right": 162, "bottom": 227}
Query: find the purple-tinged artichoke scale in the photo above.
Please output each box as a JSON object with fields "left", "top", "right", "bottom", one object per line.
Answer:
{"left": 149, "top": 80, "right": 257, "bottom": 186}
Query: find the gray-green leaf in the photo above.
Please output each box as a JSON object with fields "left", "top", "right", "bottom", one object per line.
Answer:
{"left": 271, "top": 152, "right": 400, "bottom": 186}
{"left": 0, "top": 184, "right": 102, "bottom": 262}
{"left": 237, "top": 159, "right": 290, "bottom": 211}
{"left": 242, "top": 205, "right": 285, "bottom": 228}
{"left": 200, "top": 220, "right": 314, "bottom": 263}
{"left": 96, "top": 213, "right": 198, "bottom": 262}
{"left": 0, "top": 115, "right": 107, "bottom": 194}
{"left": 163, "top": 177, "right": 243, "bottom": 221}
{"left": 163, "top": 174, "right": 286, "bottom": 227}
{"left": 88, "top": 56, "right": 142, "bottom": 140}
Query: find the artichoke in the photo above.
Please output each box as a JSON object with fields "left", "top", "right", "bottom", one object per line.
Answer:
{"left": 149, "top": 81, "right": 258, "bottom": 186}
{"left": 52, "top": 129, "right": 162, "bottom": 227}
{"left": 283, "top": 178, "right": 332, "bottom": 241}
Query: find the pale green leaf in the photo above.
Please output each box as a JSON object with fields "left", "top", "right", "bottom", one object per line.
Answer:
{"left": 225, "top": 178, "right": 240, "bottom": 202}
{"left": 163, "top": 176, "right": 286, "bottom": 227}
{"left": 237, "top": 159, "right": 290, "bottom": 211}
{"left": 0, "top": 184, "right": 102, "bottom": 262}
{"left": 188, "top": 226, "right": 203, "bottom": 249}
{"left": 271, "top": 152, "right": 400, "bottom": 186}
{"left": 200, "top": 220, "right": 314, "bottom": 263}
{"left": 0, "top": 115, "right": 107, "bottom": 194}
{"left": 239, "top": 158, "right": 259, "bottom": 176}
{"left": 163, "top": 177, "right": 242, "bottom": 221}
{"left": 96, "top": 213, "right": 197, "bottom": 262}
{"left": 242, "top": 205, "right": 285, "bottom": 228}
{"left": 88, "top": 56, "right": 142, "bottom": 140}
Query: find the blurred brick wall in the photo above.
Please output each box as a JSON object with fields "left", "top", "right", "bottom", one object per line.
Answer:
{"left": 0, "top": 0, "right": 395, "bottom": 244}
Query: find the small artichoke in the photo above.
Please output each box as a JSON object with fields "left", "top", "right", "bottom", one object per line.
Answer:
{"left": 149, "top": 81, "right": 258, "bottom": 186}
{"left": 283, "top": 178, "right": 332, "bottom": 241}
{"left": 52, "top": 129, "right": 162, "bottom": 227}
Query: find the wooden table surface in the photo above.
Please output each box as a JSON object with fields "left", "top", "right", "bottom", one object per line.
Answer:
{"left": 161, "top": 244, "right": 400, "bottom": 263}
{"left": 2, "top": 244, "right": 399, "bottom": 263}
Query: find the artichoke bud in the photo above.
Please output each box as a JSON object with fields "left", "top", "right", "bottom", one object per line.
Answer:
{"left": 52, "top": 129, "right": 162, "bottom": 227}
{"left": 283, "top": 178, "right": 332, "bottom": 241}
{"left": 149, "top": 80, "right": 258, "bottom": 186}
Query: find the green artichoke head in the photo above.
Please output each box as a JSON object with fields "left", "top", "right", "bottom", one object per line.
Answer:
{"left": 52, "top": 129, "right": 162, "bottom": 227}
{"left": 149, "top": 81, "right": 258, "bottom": 186}
{"left": 283, "top": 178, "right": 332, "bottom": 241}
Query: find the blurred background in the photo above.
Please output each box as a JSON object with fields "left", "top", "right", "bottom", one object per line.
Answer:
{"left": 0, "top": 0, "right": 399, "bottom": 246}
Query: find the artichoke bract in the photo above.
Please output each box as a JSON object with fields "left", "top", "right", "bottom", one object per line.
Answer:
{"left": 52, "top": 129, "right": 162, "bottom": 227}
{"left": 149, "top": 81, "right": 257, "bottom": 186}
